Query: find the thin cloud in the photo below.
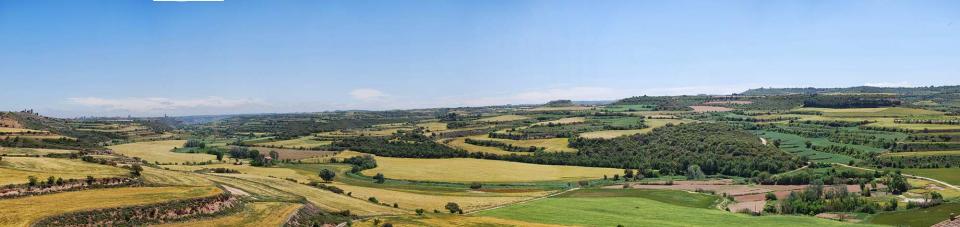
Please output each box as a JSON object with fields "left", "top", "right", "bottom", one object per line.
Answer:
{"left": 349, "top": 88, "right": 387, "bottom": 101}
{"left": 67, "top": 96, "right": 263, "bottom": 112}
{"left": 864, "top": 82, "right": 916, "bottom": 87}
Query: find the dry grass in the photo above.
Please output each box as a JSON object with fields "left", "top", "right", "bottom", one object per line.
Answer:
{"left": 253, "top": 136, "right": 332, "bottom": 148}
{"left": 0, "top": 157, "right": 129, "bottom": 185}
{"left": 466, "top": 135, "right": 575, "bottom": 152}
{"left": 164, "top": 163, "right": 319, "bottom": 183}
{"left": 142, "top": 166, "right": 216, "bottom": 187}
{"left": 416, "top": 122, "right": 448, "bottom": 131}
{"left": 0, "top": 127, "right": 43, "bottom": 133}
{"left": 362, "top": 156, "right": 619, "bottom": 183}
{"left": 474, "top": 114, "right": 529, "bottom": 123}
{"left": 209, "top": 173, "right": 405, "bottom": 216}
{"left": 156, "top": 202, "right": 302, "bottom": 227}
{"left": 442, "top": 137, "right": 518, "bottom": 155}
{"left": 0, "top": 147, "right": 76, "bottom": 156}
{"left": 331, "top": 182, "right": 550, "bottom": 212}
{"left": 0, "top": 186, "right": 221, "bottom": 226}
{"left": 532, "top": 117, "right": 585, "bottom": 126}
{"left": 109, "top": 140, "right": 217, "bottom": 164}
{"left": 689, "top": 106, "right": 734, "bottom": 112}
{"left": 579, "top": 118, "right": 694, "bottom": 139}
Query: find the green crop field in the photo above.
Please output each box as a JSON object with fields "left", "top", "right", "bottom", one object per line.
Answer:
{"left": 900, "top": 168, "right": 960, "bottom": 186}
{"left": 867, "top": 202, "right": 960, "bottom": 227}
{"left": 478, "top": 189, "right": 869, "bottom": 227}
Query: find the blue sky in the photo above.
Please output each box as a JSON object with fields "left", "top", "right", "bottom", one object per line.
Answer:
{"left": 1, "top": 0, "right": 958, "bottom": 117}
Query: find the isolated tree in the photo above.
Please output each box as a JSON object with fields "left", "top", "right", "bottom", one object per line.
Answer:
{"left": 445, "top": 202, "right": 462, "bottom": 214}
{"left": 47, "top": 176, "right": 55, "bottom": 185}
{"left": 773, "top": 139, "right": 781, "bottom": 148}
{"left": 215, "top": 152, "right": 224, "bottom": 161}
{"left": 623, "top": 169, "right": 634, "bottom": 179}
{"left": 130, "top": 164, "right": 143, "bottom": 176}
{"left": 889, "top": 174, "right": 909, "bottom": 195}
{"left": 86, "top": 175, "right": 95, "bottom": 185}
{"left": 319, "top": 169, "right": 336, "bottom": 182}
{"left": 686, "top": 165, "right": 705, "bottom": 180}
{"left": 415, "top": 209, "right": 425, "bottom": 216}
{"left": 373, "top": 173, "right": 385, "bottom": 184}
{"left": 804, "top": 141, "right": 812, "bottom": 148}
{"left": 469, "top": 182, "right": 482, "bottom": 189}
{"left": 28, "top": 176, "right": 38, "bottom": 187}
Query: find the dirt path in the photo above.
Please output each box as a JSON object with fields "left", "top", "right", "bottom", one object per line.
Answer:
{"left": 463, "top": 187, "right": 579, "bottom": 215}
{"left": 835, "top": 163, "right": 960, "bottom": 190}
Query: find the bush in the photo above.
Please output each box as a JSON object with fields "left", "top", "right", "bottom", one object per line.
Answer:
{"left": 445, "top": 202, "right": 462, "bottom": 214}
{"left": 469, "top": 182, "right": 482, "bottom": 189}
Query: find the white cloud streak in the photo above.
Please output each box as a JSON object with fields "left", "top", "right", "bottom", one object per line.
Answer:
{"left": 349, "top": 88, "right": 387, "bottom": 101}
{"left": 67, "top": 96, "right": 263, "bottom": 112}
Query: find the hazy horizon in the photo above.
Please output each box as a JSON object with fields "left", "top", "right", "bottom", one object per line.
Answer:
{"left": 3, "top": 0, "right": 958, "bottom": 117}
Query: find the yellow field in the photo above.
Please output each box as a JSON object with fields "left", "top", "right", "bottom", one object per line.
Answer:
{"left": 358, "top": 215, "right": 562, "bottom": 227}
{"left": 880, "top": 150, "right": 960, "bottom": 157}
{"left": 109, "top": 140, "right": 217, "bottom": 164}
{"left": 142, "top": 166, "right": 216, "bottom": 187}
{"left": 316, "top": 127, "right": 408, "bottom": 137}
{"left": 866, "top": 118, "right": 960, "bottom": 131}
{"left": 0, "top": 157, "right": 129, "bottom": 185}
{"left": 156, "top": 202, "right": 302, "bottom": 227}
{"left": 0, "top": 186, "right": 221, "bottom": 226}
{"left": 579, "top": 118, "right": 693, "bottom": 139}
{"left": 442, "top": 137, "right": 517, "bottom": 155}
{"left": 0, "top": 147, "right": 75, "bottom": 156}
{"left": 532, "top": 117, "right": 585, "bottom": 126}
{"left": 208, "top": 173, "right": 405, "bottom": 216}
{"left": 362, "top": 156, "right": 619, "bottom": 183}
{"left": 465, "top": 135, "right": 575, "bottom": 152}
{"left": 0, "top": 127, "right": 43, "bottom": 133}
{"left": 163, "top": 163, "right": 320, "bottom": 183}
{"left": 254, "top": 136, "right": 331, "bottom": 148}
{"left": 332, "top": 182, "right": 550, "bottom": 212}
{"left": 797, "top": 107, "right": 944, "bottom": 117}
{"left": 0, "top": 134, "right": 73, "bottom": 140}
{"left": 416, "top": 122, "right": 448, "bottom": 131}
{"left": 474, "top": 114, "right": 530, "bottom": 123}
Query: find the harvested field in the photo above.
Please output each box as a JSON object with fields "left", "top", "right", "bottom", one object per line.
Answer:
{"left": 416, "top": 122, "right": 448, "bottom": 131}
{"left": 0, "top": 157, "right": 129, "bottom": 185}
{"left": 208, "top": 174, "right": 405, "bottom": 216}
{"left": 465, "top": 135, "right": 575, "bottom": 152}
{"left": 156, "top": 202, "right": 302, "bottom": 227}
{"left": 704, "top": 101, "right": 753, "bottom": 105}
{"left": 245, "top": 147, "right": 337, "bottom": 160}
{"left": 690, "top": 105, "right": 734, "bottom": 112}
{"left": 331, "top": 182, "right": 551, "bottom": 212}
{"left": 109, "top": 140, "right": 217, "bottom": 164}
{"left": 474, "top": 114, "right": 529, "bottom": 123}
{"left": 0, "top": 127, "right": 43, "bottom": 133}
{"left": 0, "top": 147, "right": 75, "bottom": 156}
{"left": 362, "top": 156, "right": 619, "bottom": 183}
{"left": 531, "top": 117, "right": 585, "bottom": 126}
{"left": 141, "top": 167, "right": 215, "bottom": 187}
{"left": 578, "top": 118, "right": 693, "bottom": 139}
{"left": 442, "top": 137, "right": 516, "bottom": 155}
{"left": 163, "top": 163, "right": 319, "bottom": 183}
{"left": 0, "top": 186, "right": 221, "bottom": 226}
{"left": 251, "top": 136, "right": 331, "bottom": 149}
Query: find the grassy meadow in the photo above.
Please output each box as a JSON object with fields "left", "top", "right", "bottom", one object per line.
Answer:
{"left": 478, "top": 189, "right": 871, "bottom": 227}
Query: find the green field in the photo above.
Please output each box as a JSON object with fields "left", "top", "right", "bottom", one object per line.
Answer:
{"left": 478, "top": 189, "right": 868, "bottom": 227}
{"left": 867, "top": 202, "right": 960, "bottom": 227}
{"left": 900, "top": 168, "right": 960, "bottom": 185}
{"left": 758, "top": 131, "right": 871, "bottom": 163}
